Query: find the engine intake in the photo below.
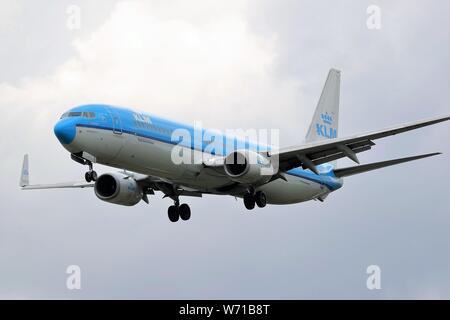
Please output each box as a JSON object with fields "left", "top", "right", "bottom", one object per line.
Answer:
{"left": 94, "top": 172, "right": 143, "bottom": 206}
{"left": 224, "top": 151, "right": 248, "bottom": 176}
{"left": 224, "top": 150, "right": 274, "bottom": 184}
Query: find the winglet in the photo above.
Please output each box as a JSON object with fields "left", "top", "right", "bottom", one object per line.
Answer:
{"left": 20, "top": 154, "right": 30, "bottom": 187}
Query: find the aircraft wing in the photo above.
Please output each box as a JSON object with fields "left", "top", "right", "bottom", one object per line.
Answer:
{"left": 269, "top": 115, "right": 450, "bottom": 174}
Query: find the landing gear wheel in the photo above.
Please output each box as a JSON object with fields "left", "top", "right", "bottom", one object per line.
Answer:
{"left": 168, "top": 205, "right": 179, "bottom": 222}
{"left": 83, "top": 160, "right": 97, "bottom": 182}
{"left": 85, "top": 171, "right": 98, "bottom": 183}
{"left": 243, "top": 193, "right": 256, "bottom": 210}
{"left": 179, "top": 204, "right": 191, "bottom": 221}
{"left": 255, "top": 191, "right": 267, "bottom": 208}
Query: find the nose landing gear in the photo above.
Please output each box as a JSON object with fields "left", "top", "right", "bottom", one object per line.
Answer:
{"left": 71, "top": 153, "right": 98, "bottom": 183}
{"left": 84, "top": 161, "right": 98, "bottom": 183}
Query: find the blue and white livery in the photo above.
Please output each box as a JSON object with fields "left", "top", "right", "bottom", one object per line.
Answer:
{"left": 20, "top": 69, "right": 450, "bottom": 222}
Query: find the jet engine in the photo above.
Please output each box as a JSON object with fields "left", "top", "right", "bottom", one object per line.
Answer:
{"left": 94, "top": 172, "right": 143, "bottom": 206}
{"left": 223, "top": 150, "right": 274, "bottom": 185}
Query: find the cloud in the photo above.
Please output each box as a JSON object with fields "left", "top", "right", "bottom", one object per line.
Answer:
{"left": 0, "top": 0, "right": 303, "bottom": 133}
{"left": 0, "top": 0, "right": 449, "bottom": 299}
{"left": 0, "top": 0, "right": 304, "bottom": 299}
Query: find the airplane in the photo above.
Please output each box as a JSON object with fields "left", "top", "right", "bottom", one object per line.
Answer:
{"left": 20, "top": 69, "right": 449, "bottom": 222}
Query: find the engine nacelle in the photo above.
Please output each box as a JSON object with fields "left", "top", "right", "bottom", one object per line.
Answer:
{"left": 94, "top": 172, "right": 143, "bottom": 206}
{"left": 224, "top": 150, "right": 274, "bottom": 185}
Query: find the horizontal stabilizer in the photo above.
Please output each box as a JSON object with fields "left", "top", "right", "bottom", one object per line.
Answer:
{"left": 22, "top": 182, "right": 94, "bottom": 190}
{"left": 20, "top": 154, "right": 94, "bottom": 190}
{"left": 333, "top": 152, "right": 441, "bottom": 178}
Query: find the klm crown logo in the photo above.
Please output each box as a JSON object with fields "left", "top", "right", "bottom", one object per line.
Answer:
{"left": 316, "top": 112, "right": 336, "bottom": 139}
{"left": 320, "top": 113, "right": 333, "bottom": 125}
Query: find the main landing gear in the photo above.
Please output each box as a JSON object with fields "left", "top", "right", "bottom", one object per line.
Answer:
{"left": 84, "top": 161, "right": 98, "bottom": 183}
{"left": 243, "top": 190, "right": 267, "bottom": 210}
{"left": 168, "top": 201, "right": 191, "bottom": 223}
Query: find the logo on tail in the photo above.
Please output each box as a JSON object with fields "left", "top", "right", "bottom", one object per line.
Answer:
{"left": 316, "top": 112, "right": 337, "bottom": 139}
{"left": 305, "top": 69, "right": 340, "bottom": 143}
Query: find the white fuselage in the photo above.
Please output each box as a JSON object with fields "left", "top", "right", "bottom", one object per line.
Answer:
{"left": 68, "top": 127, "right": 334, "bottom": 204}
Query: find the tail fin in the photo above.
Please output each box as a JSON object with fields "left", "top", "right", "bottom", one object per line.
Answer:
{"left": 305, "top": 68, "right": 341, "bottom": 143}
{"left": 20, "top": 154, "right": 30, "bottom": 187}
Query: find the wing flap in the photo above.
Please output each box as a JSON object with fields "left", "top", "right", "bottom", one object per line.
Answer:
{"left": 313, "top": 145, "right": 373, "bottom": 166}
{"left": 278, "top": 142, "right": 374, "bottom": 171}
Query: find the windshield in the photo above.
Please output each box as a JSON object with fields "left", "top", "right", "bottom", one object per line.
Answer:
{"left": 60, "top": 112, "right": 96, "bottom": 119}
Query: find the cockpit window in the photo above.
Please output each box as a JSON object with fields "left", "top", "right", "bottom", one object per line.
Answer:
{"left": 60, "top": 112, "right": 96, "bottom": 119}
{"left": 83, "top": 112, "right": 96, "bottom": 118}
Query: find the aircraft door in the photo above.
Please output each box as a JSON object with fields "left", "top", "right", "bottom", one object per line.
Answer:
{"left": 111, "top": 113, "right": 122, "bottom": 134}
{"left": 100, "top": 107, "right": 125, "bottom": 162}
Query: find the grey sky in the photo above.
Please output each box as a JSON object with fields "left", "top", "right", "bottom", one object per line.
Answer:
{"left": 0, "top": 0, "right": 449, "bottom": 299}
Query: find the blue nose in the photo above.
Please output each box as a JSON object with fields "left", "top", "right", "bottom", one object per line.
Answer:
{"left": 54, "top": 120, "right": 76, "bottom": 144}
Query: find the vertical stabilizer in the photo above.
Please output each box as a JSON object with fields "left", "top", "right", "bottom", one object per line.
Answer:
{"left": 305, "top": 69, "right": 341, "bottom": 143}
